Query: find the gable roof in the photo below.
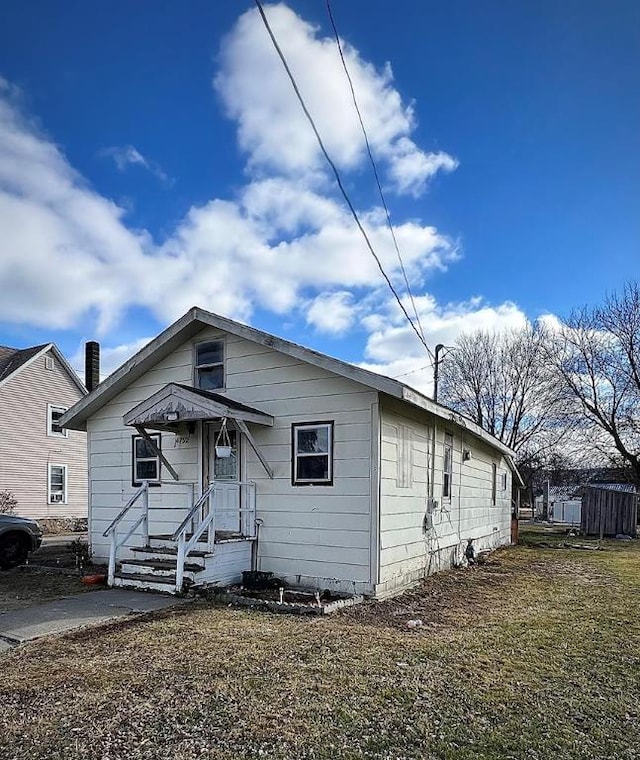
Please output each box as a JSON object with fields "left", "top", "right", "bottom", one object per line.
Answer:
{"left": 59, "top": 306, "right": 518, "bottom": 463}
{"left": 0, "top": 342, "right": 87, "bottom": 394}
{"left": 123, "top": 383, "right": 274, "bottom": 428}
{"left": 0, "top": 344, "right": 48, "bottom": 384}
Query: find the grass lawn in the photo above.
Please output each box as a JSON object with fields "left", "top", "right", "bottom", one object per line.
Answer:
{"left": 1, "top": 528, "right": 639, "bottom": 759}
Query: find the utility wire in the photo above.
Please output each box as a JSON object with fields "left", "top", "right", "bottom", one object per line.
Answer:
{"left": 254, "top": 0, "right": 433, "bottom": 358}
{"left": 325, "top": 0, "right": 429, "bottom": 355}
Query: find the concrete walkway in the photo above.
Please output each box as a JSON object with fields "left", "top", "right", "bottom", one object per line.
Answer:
{"left": 0, "top": 589, "right": 191, "bottom": 649}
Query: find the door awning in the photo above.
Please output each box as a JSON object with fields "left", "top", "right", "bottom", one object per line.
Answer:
{"left": 123, "top": 383, "right": 274, "bottom": 429}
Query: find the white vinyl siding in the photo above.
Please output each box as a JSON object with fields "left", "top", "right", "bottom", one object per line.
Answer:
{"left": 86, "top": 327, "right": 376, "bottom": 590}
{"left": 377, "top": 402, "right": 512, "bottom": 597}
{"left": 0, "top": 348, "right": 87, "bottom": 519}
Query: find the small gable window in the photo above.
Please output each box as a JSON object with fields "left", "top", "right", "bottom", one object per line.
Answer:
{"left": 292, "top": 422, "right": 333, "bottom": 486}
{"left": 47, "top": 404, "right": 68, "bottom": 437}
{"left": 132, "top": 434, "right": 161, "bottom": 486}
{"left": 195, "top": 341, "right": 224, "bottom": 390}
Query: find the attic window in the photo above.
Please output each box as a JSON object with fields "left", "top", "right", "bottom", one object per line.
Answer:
{"left": 195, "top": 340, "right": 224, "bottom": 390}
{"left": 45, "top": 357, "right": 54, "bottom": 371}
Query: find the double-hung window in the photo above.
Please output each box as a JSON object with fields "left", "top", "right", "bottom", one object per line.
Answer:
{"left": 292, "top": 422, "right": 333, "bottom": 485}
{"left": 132, "top": 434, "right": 161, "bottom": 486}
{"left": 47, "top": 404, "right": 68, "bottom": 437}
{"left": 194, "top": 341, "right": 224, "bottom": 390}
{"left": 48, "top": 464, "right": 67, "bottom": 504}
{"left": 443, "top": 433, "right": 453, "bottom": 498}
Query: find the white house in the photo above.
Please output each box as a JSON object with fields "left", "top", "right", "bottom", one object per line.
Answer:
{"left": 0, "top": 343, "right": 87, "bottom": 521}
{"left": 61, "top": 307, "right": 522, "bottom": 598}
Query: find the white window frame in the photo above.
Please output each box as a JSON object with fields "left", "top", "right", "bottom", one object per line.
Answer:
{"left": 132, "top": 434, "right": 162, "bottom": 486}
{"left": 292, "top": 421, "right": 334, "bottom": 486}
{"left": 193, "top": 339, "right": 225, "bottom": 391}
{"left": 492, "top": 463, "right": 498, "bottom": 505}
{"left": 47, "top": 404, "right": 68, "bottom": 438}
{"left": 48, "top": 463, "right": 68, "bottom": 505}
{"left": 443, "top": 433, "right": 453, "bottom": 499}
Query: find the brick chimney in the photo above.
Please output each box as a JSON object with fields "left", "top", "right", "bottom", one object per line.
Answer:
{"left": 85, "top": 341, "right": 100, "bottom": 392}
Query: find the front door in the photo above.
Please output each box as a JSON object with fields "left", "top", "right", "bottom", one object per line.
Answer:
{"left": 208, "top": 424, "right": 241, "bottom": 534}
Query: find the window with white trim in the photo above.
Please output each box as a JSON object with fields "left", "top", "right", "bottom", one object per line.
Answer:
{"left": 502, "top": 471, "right": 508, "bottom": 491}
{"left": 443, "top": 433, "right": 453, "bottom": 498}
{"left": 132, "top": 434, "right": 161, "bottom": 486}
{"left": 48, "top": 464, "right": 67, "bottom": 504}
{"left": 47, "top": 404, "right": 68, "bottom": 437}
{"left": 492, "top": 463, "right": 498, "bottom": 505}
{"left": 194, "top": 340, "right": 224, "bottom": 390}
{"left": 292, "top": 422, "right": 333, "bottom": 485}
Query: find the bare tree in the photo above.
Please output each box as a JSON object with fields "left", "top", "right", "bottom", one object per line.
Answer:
{"left": 438, "top": 323, "right": 575, "bottom": 470}
{"left": 550, "top": 282, "right": 640, "bottom": 484}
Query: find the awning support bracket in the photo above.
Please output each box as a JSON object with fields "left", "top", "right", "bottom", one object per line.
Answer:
{"left": 236, "top": 419, "right": 274, "bottom": 479}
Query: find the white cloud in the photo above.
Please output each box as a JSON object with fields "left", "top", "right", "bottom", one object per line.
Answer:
{"left": 306, "top": 291, "right": 356, "bottom": 335}
{"left": 359, "top": 296, "right": 530, "bottom": 395}
{"left": 100, "top": 144, "right": 171, "bottom": 186}
{"left": 0, "top": 4, "right": 463, "bottom": 358}
{"left": 214, "top": 3, "right": 457, "bottom": 195}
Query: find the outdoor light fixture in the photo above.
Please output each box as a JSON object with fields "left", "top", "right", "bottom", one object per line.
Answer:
{"left": 165, "top": 411, "right": 180, "bottom": 422}
{"left": 463, "top": 449, "right": 471, "bottom": 461}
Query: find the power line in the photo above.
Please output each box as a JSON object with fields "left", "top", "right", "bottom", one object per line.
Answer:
{"left": 325, "top": 0, "right": 429, "bottom": 354}
{"left": 253, "top": 0, "right": 433, "bottom": 359}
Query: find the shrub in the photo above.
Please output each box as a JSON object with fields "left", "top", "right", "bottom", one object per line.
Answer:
{"left": 0, "top": 490, "right": 18, "bottom": 515}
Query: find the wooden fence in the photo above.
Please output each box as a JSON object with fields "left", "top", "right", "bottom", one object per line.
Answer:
{"left": 580, "top": 487, "right": 638, "bottom": 538}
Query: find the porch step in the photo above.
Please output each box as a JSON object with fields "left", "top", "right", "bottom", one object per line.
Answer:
{"left": 122, "top": 558, "right": 203, "bottom": 574}
{"left": 131, "top": 545, "right": 210, "bottom": 558}
{"left": 113, "top": 571, "right": 185, "bottom": 593}
{"left": 149, "top": 531, "right": 251, "bottom": 544}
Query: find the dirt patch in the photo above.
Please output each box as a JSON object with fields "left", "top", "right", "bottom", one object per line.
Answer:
{"left": 342, "top": 555, "right": 511, "bottom": 630}
{"left": 0, "top": 541, "right": 104, "bottom": 612}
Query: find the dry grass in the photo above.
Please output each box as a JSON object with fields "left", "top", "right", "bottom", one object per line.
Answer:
{"left": 1, "top": 529, "right": 639, "bottom": 759}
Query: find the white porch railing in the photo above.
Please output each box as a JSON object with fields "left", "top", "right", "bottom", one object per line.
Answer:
{"left": 104, "top": 481, "right": 150, "bottom": 587}
{"left": 172, "top": 480, "right": 256, "bottom": 592}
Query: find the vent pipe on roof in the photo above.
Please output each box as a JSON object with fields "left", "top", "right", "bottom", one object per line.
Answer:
{"left": 85, "top": 341, "right": 100, "bottom": 392}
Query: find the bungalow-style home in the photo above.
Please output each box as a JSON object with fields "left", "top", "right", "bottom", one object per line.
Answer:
{"left": 0, "top": 343, "right": 88, "bottom": 521}
{"left": 61, "top": 308, "right": 523, "bottom": 598}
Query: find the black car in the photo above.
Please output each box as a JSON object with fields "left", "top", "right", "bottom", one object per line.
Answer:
{"left": 0, "top": 514, "right": 43, "bottom": 569}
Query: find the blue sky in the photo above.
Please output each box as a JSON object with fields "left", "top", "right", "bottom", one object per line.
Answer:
{"left": 0, "top": 1, "right": 637, "bottom": 391}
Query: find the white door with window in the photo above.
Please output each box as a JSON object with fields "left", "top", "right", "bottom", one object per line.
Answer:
{"left": 207, "top": 425, "right": 241, "bottom": 534}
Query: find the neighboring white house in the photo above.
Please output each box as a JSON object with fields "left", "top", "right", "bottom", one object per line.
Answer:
{"left": 61, "top": 307, "right": 523, "bottom": 598}
{"left": 0, "top": 343, "right": 88, "bottom": 521}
